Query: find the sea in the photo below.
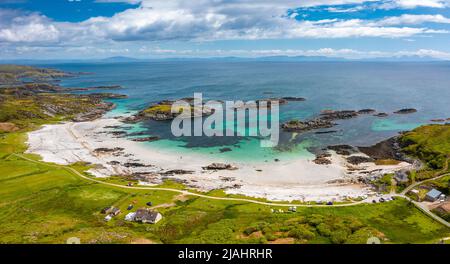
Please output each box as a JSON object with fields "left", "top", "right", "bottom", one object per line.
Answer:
{"left": 39, "top": 61, "right": 450, "bottom": 162}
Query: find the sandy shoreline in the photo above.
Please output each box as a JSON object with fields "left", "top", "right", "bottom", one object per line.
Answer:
{"left": 26, "top": 117, "right": 412, "bottom": 202}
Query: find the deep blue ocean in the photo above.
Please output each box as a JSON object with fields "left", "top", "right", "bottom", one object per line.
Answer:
{"left": 40, "top": 61, "right": 450, "bottom": 161}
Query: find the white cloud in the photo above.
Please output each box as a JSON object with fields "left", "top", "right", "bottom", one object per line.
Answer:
{"left": 0, "top": 1, "right": 449, "bottom": 50}
{"left": 392, "top": 0, "right": 449, "bottom": 9}
{"left": 375, "top": 14, "right": 450, "bottom": 26}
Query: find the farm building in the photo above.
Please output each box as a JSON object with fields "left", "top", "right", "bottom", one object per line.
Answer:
{"left": 134, "top": 209, "right": 162, "bottom": 224}
{"left": 426, "top": 189, "right": 442, "bottom": 202}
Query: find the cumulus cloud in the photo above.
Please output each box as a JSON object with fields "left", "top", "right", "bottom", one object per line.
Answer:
{"left": 0, "top": 10, "right": 60, "bottom": 43}
{"left": 1, "top": 0, "right": 450, "bottom": 59}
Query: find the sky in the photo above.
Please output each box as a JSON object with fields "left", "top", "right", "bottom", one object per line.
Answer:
{"left": 1, "top": 0, "right": 450, "bottom": 60}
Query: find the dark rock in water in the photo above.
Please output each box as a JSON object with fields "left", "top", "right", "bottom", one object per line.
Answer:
{"left": 346, "top": 156, "right": 374, "bottom": 165}
{"left": 104, "top": 125, "right": 122, "bottom": 129}
{"left": 282, "top": 97, "right": 306, "bottom": 101}
{"left": 274, "top": 159, "right": 280, "bottom": 162}
{"left": 131, "top": 136, "right": 159, "bottom": 142}
{"left": 358, "top": 109, "right": 376, "bottom": 114}
{"left": 161, "top": 169, "right": 194, "bottom": 175}
{"left": 315, "top": 130, "right": 338, "bottom": 134}
{"left": 107, "top": 161, "right": 121, "bottom": 165}
{"left": 203, "top": 163, "right": 238, "bottom": 170}
{"left": 219, "top": 147, "right": 232, "bottom": 153}
{"left": 282, "top": 118, "right": 334, "bottom": 132}
{"left": 373, "top": 112, "right": 388, "bottom": 117}
{"left": 394, "top": 108, "right": 417, "bottom": 114}
{"left": 430, "top": 119, "right": 446, "bottom": 123}
{"left": 320, "top": 110, "right": 358, "bottom": 120}
{"left": 328, "top": 145, "right": 356, "bottom": 156}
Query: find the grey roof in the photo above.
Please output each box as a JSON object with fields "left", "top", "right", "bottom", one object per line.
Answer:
{"left": 426, "top": 189, "right": 442, "bottom": 199}
{"left": 135, "top": 209, "right": 159, "bottom": 222}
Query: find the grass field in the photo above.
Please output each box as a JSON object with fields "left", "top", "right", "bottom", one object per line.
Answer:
{"left": 0, "top": 131, "right": 449, "bottom": 244}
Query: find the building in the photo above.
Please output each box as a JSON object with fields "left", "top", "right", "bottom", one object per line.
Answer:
{"left": 134, "top": 209, "right": 162, "bottom": 224}
{"left": 110, "top": 207, "right": 121, "bottom": 216}
{"left": 425, "top": 189, "right": 442, "bottom": 202}
{"left": 104, "top": 215, "right": 112, "bottom": 222}
{"left": 124, "top": 212, "right": 136, "bottom": 221}
{"left": 101, "top": 206, "right": 112, "bottom": 214}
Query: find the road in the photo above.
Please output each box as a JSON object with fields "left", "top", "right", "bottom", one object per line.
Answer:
{"left": 9, "top": 153, "right": 450, "bottom": 228}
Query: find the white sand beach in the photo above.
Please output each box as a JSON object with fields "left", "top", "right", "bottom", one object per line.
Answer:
{"left": 26, "top": 117, "right": 412, "bottom": 202}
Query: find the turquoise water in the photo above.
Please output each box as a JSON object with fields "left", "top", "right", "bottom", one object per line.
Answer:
{"left": 43, "top": 61, "right": 450, "bottom": 161}
{"left": 371, "top": 119, "right": 424, "bottom": 132}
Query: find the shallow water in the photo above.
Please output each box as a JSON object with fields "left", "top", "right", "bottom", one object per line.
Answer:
{"left": 43, "top": 61, "right": 450, "bottom": 161}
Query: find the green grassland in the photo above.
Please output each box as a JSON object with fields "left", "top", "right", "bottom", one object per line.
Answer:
{"left": 0, "top": 131, "right": 449, "bottom": 244}
{"left": 401, "top": 124, "right": 450, "bottom": 171}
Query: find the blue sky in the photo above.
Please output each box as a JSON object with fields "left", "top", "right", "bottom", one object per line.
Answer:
{"left": 1, "top": 0, "right": 450, "bottom": 60}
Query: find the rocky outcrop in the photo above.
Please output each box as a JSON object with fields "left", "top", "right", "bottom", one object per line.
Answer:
{"left": 161, "top": 169, "right": 194, "bottom": 175}
{"left": 313, "top": 153, "right": 332, "bottom": 165}
{"left": 328, "top": 145, "right": 357, "bottom": 156}
{"left": 281, "top": 119, "right": 334, "bottom": 132}
{"left": 358, "top": 109, "right": 376, "bottom": 114}
{"left": 373, "top": 112, "right": 388, "bottom": 117}
{"left": 72, "top": 101, "right": 116, "bottom": 122}
{"left": 125, "top": 98, "right": 213, "bottom": 123}
{"left": 281, "top": 97, "right": 306, "bottom": 101}
{"left": 315, "top": 130, "right": 338, "bottom": 134}
{"left": 394, "top": 108, "right": 417, "bottom": 114}
{"left": 430, "top": 119, "right": 446, "bottom": 123}
{"left": 358, "top": 137, "right": 413, "bottom": 163}
{"left": 219, "top": 147, "right": 232, "bottom": 153}
{"left": 122, "top": 162, "right": 152, "bottom": 168}
{"left": 320, "top": 110, "right": 358, "bottom": 120}
{"left": 131, "top": 136, "right": 160, "bottom": 142}
{"left": 202, "top": 163, "right": 238, "bottom": 170}
{"left": 94, "top": 147, "right": 124, "bottom": 154}
{"left": 282, "top": 110, "right": 362, "bottom": 133}
{"left": 346, "top": 156, "right": 374, "bottom": 165}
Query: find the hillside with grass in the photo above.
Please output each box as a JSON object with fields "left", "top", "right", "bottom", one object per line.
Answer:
{"left": 0, "top": 65, "right": 72, "bottom": 85}
{"left": 400, "top": 124, "right": 450, "bottom": 171}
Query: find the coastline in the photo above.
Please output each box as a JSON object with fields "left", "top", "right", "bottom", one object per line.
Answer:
{"left": 26, "top": 116, "right": 413, "bottom": 202}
